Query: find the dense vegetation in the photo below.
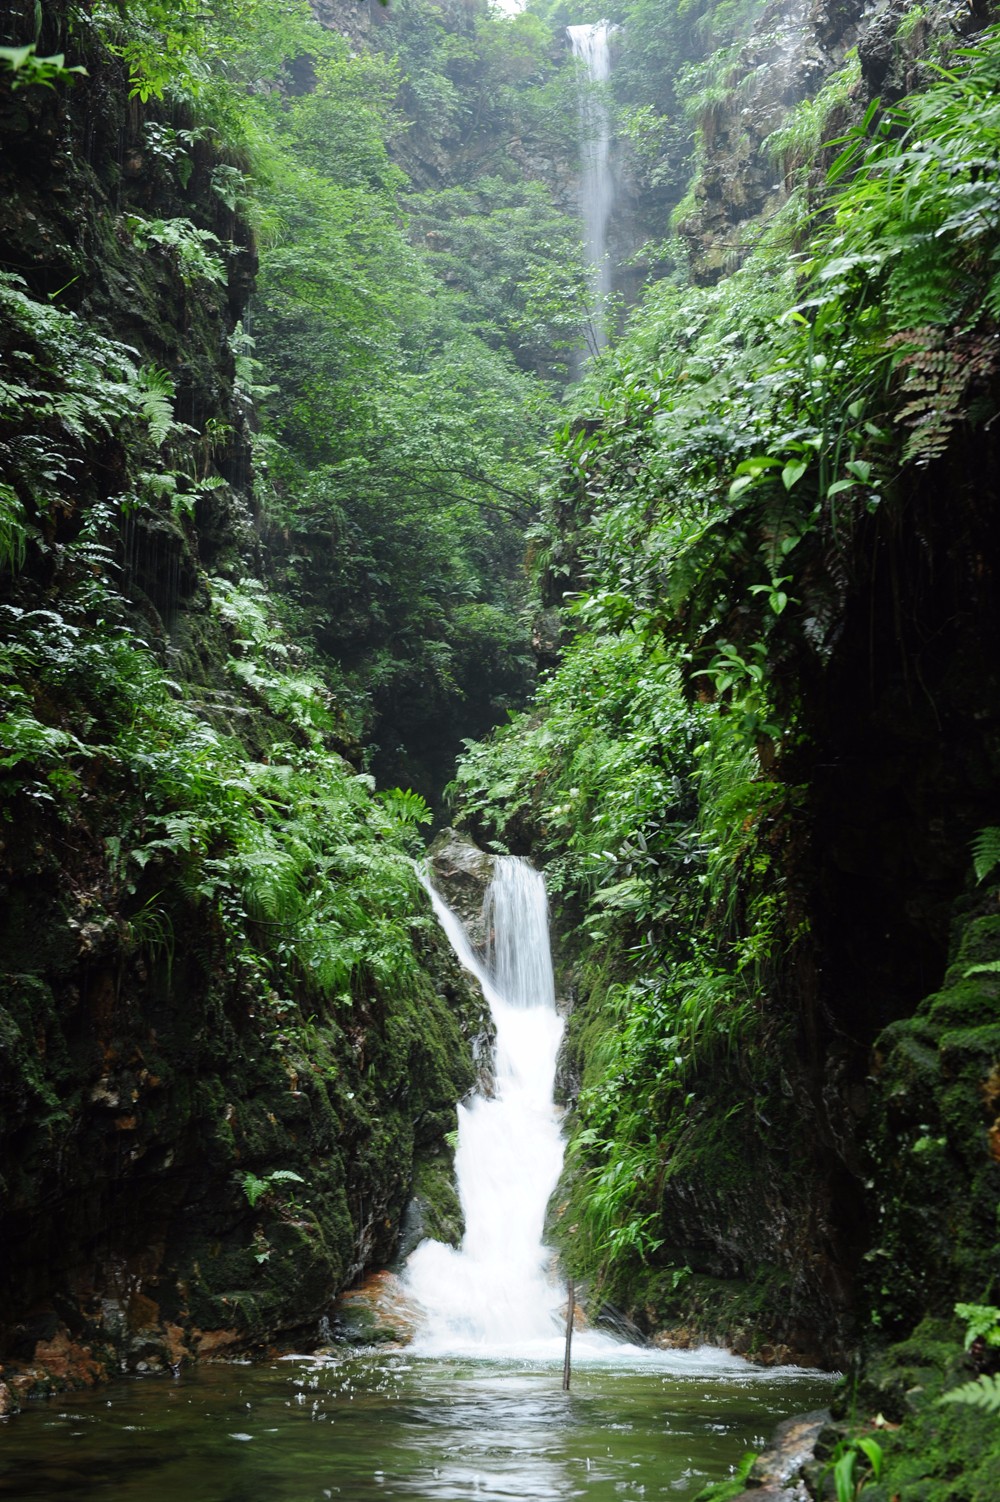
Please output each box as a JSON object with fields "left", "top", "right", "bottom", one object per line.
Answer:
{"left": 449, "top": 10, "right": 1000, "bottom": 1498}
{"left": 2, "top": 0, "right": 1000, "bottom": 1495}
{"left": 0, "top": 0, "right": 559, "bottom": 1375}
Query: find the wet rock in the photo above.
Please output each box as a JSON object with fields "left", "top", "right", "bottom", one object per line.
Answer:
{"left": 332, "top": 1271, "right": 417, "bottom": 1347}
{"left": 427, "top": 829, "right": 495, "bottom": 951}
{"left": 190, "top": 1327, "right": 241, "bottom": 1360}
{"left": 31, "top": 1327, "right": 104, "bottom": 1388}
{"left": 741, "top": 1408, "right": 830, "bottom": 1497}
{"left": 396, "top": 1147, "right": 464, "bottom": 1262}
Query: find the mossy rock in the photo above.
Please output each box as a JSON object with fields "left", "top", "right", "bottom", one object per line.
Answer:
{"left": 395, "top": 1146, "right": 463, "bottom": 1262}
{"left": 832, "top": 1320, "right": 1000, "bottom": 1502}
{"left": 865, "top": 898, "right": 1000, "bottom": 1334}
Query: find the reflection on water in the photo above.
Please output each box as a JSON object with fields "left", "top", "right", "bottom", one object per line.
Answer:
{"left": 0, "top": 1350, "right": 834, "bottom": 1501}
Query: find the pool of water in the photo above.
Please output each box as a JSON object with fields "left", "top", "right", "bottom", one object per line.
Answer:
{"left": 0, "top": 1348, "right": 834, "bottom": 1501}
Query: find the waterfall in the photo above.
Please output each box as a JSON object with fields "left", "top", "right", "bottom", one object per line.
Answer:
{"left": 567, "top": 21, "right": 616, "bottom": 351}
{"left": 404, "top": 858, "right": 566, "bottom": 1355}
{"left": 402, "top": 856, "right": 818, "bottom": 1377}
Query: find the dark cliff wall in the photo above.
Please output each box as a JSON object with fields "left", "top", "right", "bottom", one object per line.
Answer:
{"left": 0, "top": 0, "right": 486, "bottom": 1399}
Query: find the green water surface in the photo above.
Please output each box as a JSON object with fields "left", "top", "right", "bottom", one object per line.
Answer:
{"left": 0, "top": 1351, "right": 834, "bottom": 1500}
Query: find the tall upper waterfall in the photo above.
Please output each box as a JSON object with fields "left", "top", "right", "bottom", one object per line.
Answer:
{"left": 567, "top": 21, "right": 616, "bottom": 351}
{"left": 404, "top": 858, "right": 566, "bottom": 1355}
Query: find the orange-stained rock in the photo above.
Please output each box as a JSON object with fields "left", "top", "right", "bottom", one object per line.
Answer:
{"left": 163, "top": 1323, "right": 192, "bottom": 1366}
{"left": 32, "top": 1327, "right": 104, "bottom": 1387}
{"left": 127, "top": 1292, "right": 160, "bottom": 1331}
{"left": 653, "top": 1327, "right": 694, "bottom": 1350}
{"left": 334, "top": 1270, "right": 419, "bottom": 1345}
{"left": 192, "top": 1327, "right": 242, "bottom": 1359}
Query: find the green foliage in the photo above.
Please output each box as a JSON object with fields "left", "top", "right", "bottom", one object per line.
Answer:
{"left": 241, "top": 1169, "right": 305, "bottom": 1210}
{"left": 828, "top": 1435, "right": 884, "bottom": 1502}
{"left": 605, "top": 0, "right": 764, "bottom": 207}
{"left": 93, "top": 0, "right": 317, "bottom": 105}
{"left": 447, "top": 21, "right": 1000, "bottom": 1314}
{"left": 955, "top": 1303, "right": 1000, "bottom": 1350}
{"left": 971, "top": 828, "right": 1000, "bottom": 884}
{"left": 0, "top": 43, "right": 87, "bottom": 89}
{"left": 691, "top": 1449, "right": 757, "bottom": 1502}
{"left": 764, "top": 53, "right": 861, "bottom": 180}
{"left": 125, "top": 216, "right": 226, "bottom": 287}
{"left": 134, "top": 366, "right": 177, "bottom": 449}
{"left": 453, "top": 619, "right": 791, "bottom": 1283}
{"left": 939, "top": 1374, "right": 1000, "bottom": 1416}
{"left": 407, "top": 176, "right": 593, "bottom": 373}
{"left": 153, "top": 4, "right": 568, "bottom": 797}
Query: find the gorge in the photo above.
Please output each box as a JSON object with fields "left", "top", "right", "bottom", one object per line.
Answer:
{"left": 1, "top": 0, "right": 999, "bottom": 1499}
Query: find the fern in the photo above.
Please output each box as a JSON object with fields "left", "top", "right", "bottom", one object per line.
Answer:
{"left": 0, "top": 482, "right": 27, "bottom": 573}
{"left": 939, "top": 1374, "right": 1000, "bottom": 1415}
{"left": 0, "top": 44, "right": 87, "bottom": 89}
{"left": 955, "top": 1302, "right": 1000, "bottom": 1349}
{"left": 126, "top": 215, "right": 227, "bottom": 287}
{"left": 238, "top": 847, "right": 306, "bottom": 925}
{"left": 135, "top": 366, "right": 177, "bottom": 448}
{"left": 971, "top": 827, "right": 1000, "bottom": 883}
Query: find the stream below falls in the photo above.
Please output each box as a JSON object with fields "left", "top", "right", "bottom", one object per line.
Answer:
{"left": 0, "top": 1350, "right": 834, "bottom": 1500}
{"left": 0, "top": 857, "right": 835, "bottom": 1496}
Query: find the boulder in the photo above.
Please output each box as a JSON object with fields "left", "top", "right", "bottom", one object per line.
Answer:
{"left": 427, "top": 829, "right": 496, "bottom": 952}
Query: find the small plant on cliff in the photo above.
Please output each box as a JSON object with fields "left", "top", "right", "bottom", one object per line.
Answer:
{"left": 971, "top": 827, "right": 1000, "bottom": 884}
{"left": 125, "top": 216, "right": 227, "bottom": 287}
{"left": 0, "top": 43, "right": 87, "bottom": 89}
{"left": 241, "top": 1169, "right": 305, "bottom": 1210}
{"left": 955, "top": 1301, "right": 1000, "bottom": 1352}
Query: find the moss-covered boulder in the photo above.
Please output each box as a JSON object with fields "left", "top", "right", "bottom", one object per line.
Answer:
{"left": 864, "top": 899, "right": 1000, "bottom": 1335}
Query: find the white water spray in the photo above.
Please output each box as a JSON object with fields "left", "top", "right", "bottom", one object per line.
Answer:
{"left": 405, "top": 856, "right": 823, "bottom": 1379}
{"left": 405, "top": 859, "right": 566, "bottom": 1356}
{"left": 567, "top": 21, "right": 616, "bottom": 350}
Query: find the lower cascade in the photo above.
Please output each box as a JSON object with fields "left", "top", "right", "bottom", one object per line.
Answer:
{"left": 405, "top": 857, "right": 811, "bottom": 1378}
{"left": 405, "top": 857, "right": 567, "bottom": 1354}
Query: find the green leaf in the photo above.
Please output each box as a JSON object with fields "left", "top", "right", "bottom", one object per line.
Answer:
{"left": 856, "top": 1437, "right": 883, "bottom": 1480}
{"left": 833, "top": 1449, "right": 856, "bottom": 1502}
{"left": 782, "top": 460, "right": 808, "bottom": 490}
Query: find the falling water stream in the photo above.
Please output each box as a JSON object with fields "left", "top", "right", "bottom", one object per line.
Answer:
{"left": 0, "top": 859, "right": 834, "bottom": 1499}
{"left": 567, "top": 21, "right": 616, "bottom": 350}
{"left": 404, "top": 860, "right": 566, "bottom": 1354}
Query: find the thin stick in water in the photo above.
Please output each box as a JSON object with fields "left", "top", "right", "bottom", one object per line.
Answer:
{"left": 562, "top": 1278, "right": 574, "bottom": 1391}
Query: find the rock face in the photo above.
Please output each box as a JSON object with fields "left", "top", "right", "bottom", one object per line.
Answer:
{"left": 427, "top": 828, "right": 496, "bottom": 953}
{"left": 677, "top": 0, "right": 865, "bottom": 282}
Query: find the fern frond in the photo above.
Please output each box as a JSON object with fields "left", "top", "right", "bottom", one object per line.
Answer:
{"left": 239, "top": 847, "right": 305, "bottom": 925}
{"left": 136, "top": 365, "right": 177, "bottom": 448}
{"left": 0, "top": 481, "right": 26, "bottom": 572}
{"left": 986, "top": 270, "right": 1000, "bottom": 324}
{"left": 971, "top": 826, "right": 1000, "bottom": 883}
{"left": 939, "top": 1374, "right": 1000, "bottom": 1415}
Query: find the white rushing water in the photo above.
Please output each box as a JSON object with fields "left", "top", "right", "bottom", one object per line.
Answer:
{"left": 405, "top": 859, "right": 567, "bottom": 1356}
{"left": 567, "top": 21, "right": 616, "bottom": 349}
{"left": 403, "top": 858, "right": 814, "bottom": 1379}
